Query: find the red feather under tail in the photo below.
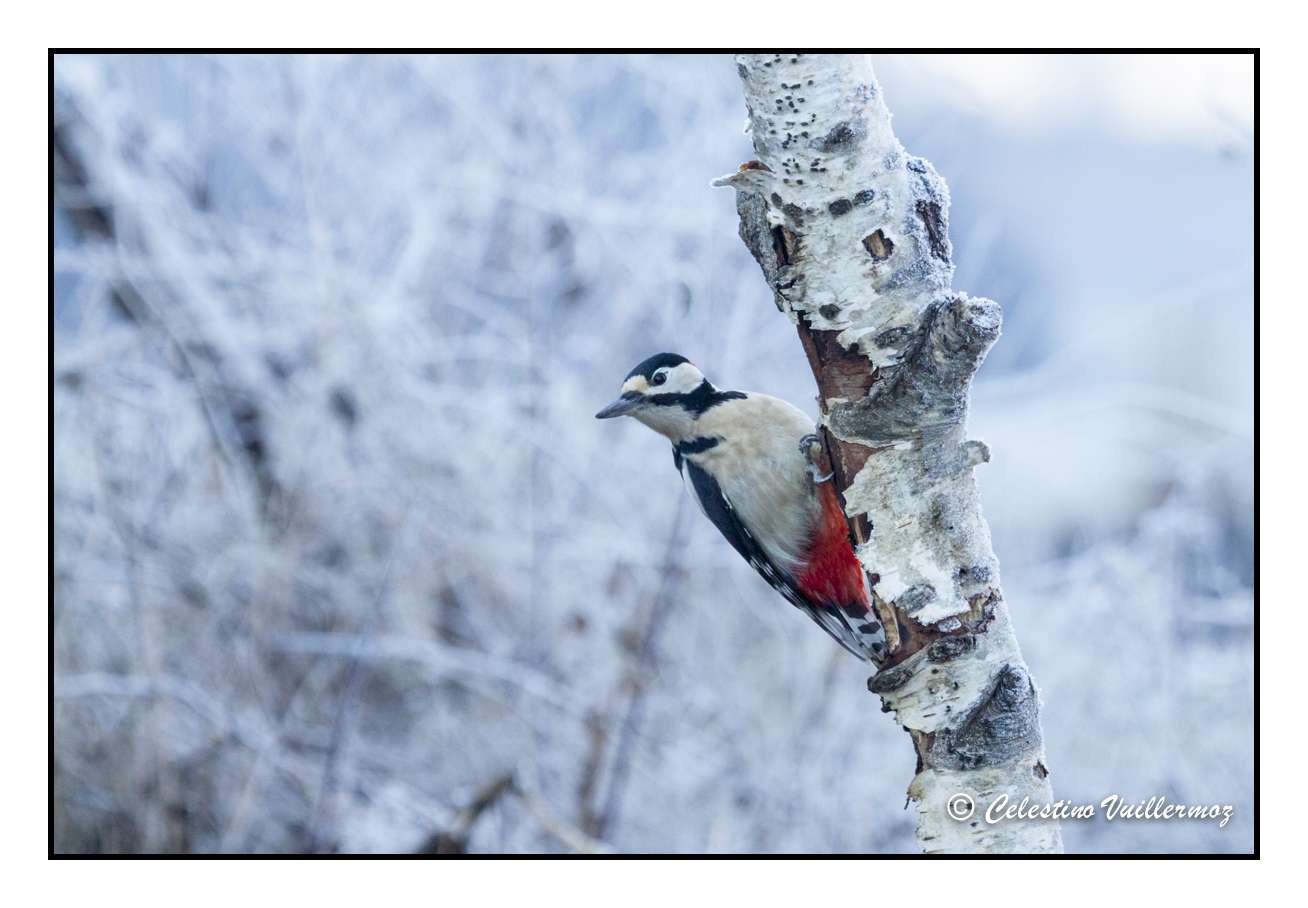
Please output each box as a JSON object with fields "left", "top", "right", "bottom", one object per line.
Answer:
{"left": 795, "top": 481, "right": 870, "bottom": 616}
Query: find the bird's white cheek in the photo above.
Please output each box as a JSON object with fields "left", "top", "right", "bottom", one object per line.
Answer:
{"left": 663, "top": 363, "right": 705, "bottom": 394}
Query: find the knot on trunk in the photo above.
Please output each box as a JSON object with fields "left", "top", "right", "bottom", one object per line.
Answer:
{"left": 827, "top": 293, "right": 1001, "bottom": 446}
{"left": 928, "top": 663, "right": 1042, "bottom": 771}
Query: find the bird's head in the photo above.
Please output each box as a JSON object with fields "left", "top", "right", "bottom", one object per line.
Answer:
{"left": 595, "top": 352, "right": 710, "bottom": 439}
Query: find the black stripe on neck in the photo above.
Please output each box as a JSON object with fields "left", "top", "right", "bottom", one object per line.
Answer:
{"left": 648, "top": 381, "right": 747, "bottom": 417}
{"left": 673, "top": 435, "right": 719, "bottom": 473}
{"left": 676, "top": 436, "right": 720, "bottom": 456}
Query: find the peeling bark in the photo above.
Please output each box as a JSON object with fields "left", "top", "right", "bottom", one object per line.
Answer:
{"left": 717, "top": 53, "right": 1061, "bottom": 854}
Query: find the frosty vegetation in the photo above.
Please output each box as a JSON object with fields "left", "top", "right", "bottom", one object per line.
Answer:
{"left": 53, "top": 54, "right": 1254, "bottom": 854}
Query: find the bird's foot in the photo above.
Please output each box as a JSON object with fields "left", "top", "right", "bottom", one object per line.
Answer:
{"left": 800, "top": 433, "right": 834, "bottom": 483}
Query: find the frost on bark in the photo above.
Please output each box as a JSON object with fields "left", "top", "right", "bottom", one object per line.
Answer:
{"left": 716, "top": 53, "right": 1062, "bottom": 854}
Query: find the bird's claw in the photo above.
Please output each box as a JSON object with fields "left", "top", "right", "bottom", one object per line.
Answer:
{"left": 800, "top": 433, "right": 834, "bottom": 483}
{"left": 807, "top": 464, "right": 834, "bottom": 483}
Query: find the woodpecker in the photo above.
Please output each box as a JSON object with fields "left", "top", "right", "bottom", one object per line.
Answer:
{"left": 596, "top": 353, "right": 886, "bottom": 661}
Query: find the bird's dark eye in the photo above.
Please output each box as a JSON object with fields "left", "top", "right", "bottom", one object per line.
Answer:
{"left": 651, "top": 372, "right": 667, "bottom": 386}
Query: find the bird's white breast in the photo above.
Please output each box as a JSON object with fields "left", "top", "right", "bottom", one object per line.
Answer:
{"left": 686, "top": 394, "right": 820, "bottom": 572}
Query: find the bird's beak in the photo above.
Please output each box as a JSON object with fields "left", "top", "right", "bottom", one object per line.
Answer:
{"left": 595, "top": 392, "right": 643, "bottom": 419}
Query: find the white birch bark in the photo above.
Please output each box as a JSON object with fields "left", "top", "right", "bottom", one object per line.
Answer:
{"left": 716, "top": 52, "right": 1063, "bottom": 854}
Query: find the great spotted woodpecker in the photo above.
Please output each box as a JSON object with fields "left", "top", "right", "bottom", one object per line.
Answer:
{"left": 596, "top": 353, "right": 886, "bottom": 661}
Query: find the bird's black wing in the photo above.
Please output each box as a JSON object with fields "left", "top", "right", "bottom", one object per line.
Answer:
{"left": 683, "top": 459, "right": 866, "bottom": 659}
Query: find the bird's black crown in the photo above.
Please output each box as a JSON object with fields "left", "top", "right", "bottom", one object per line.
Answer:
{"left": 625, "top": 352, "right": 690, "bottom": 382}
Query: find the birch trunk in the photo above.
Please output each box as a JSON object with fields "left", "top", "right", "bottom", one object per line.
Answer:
{"left": 716, "top": 53, "right": 1063, "bottom": 854}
